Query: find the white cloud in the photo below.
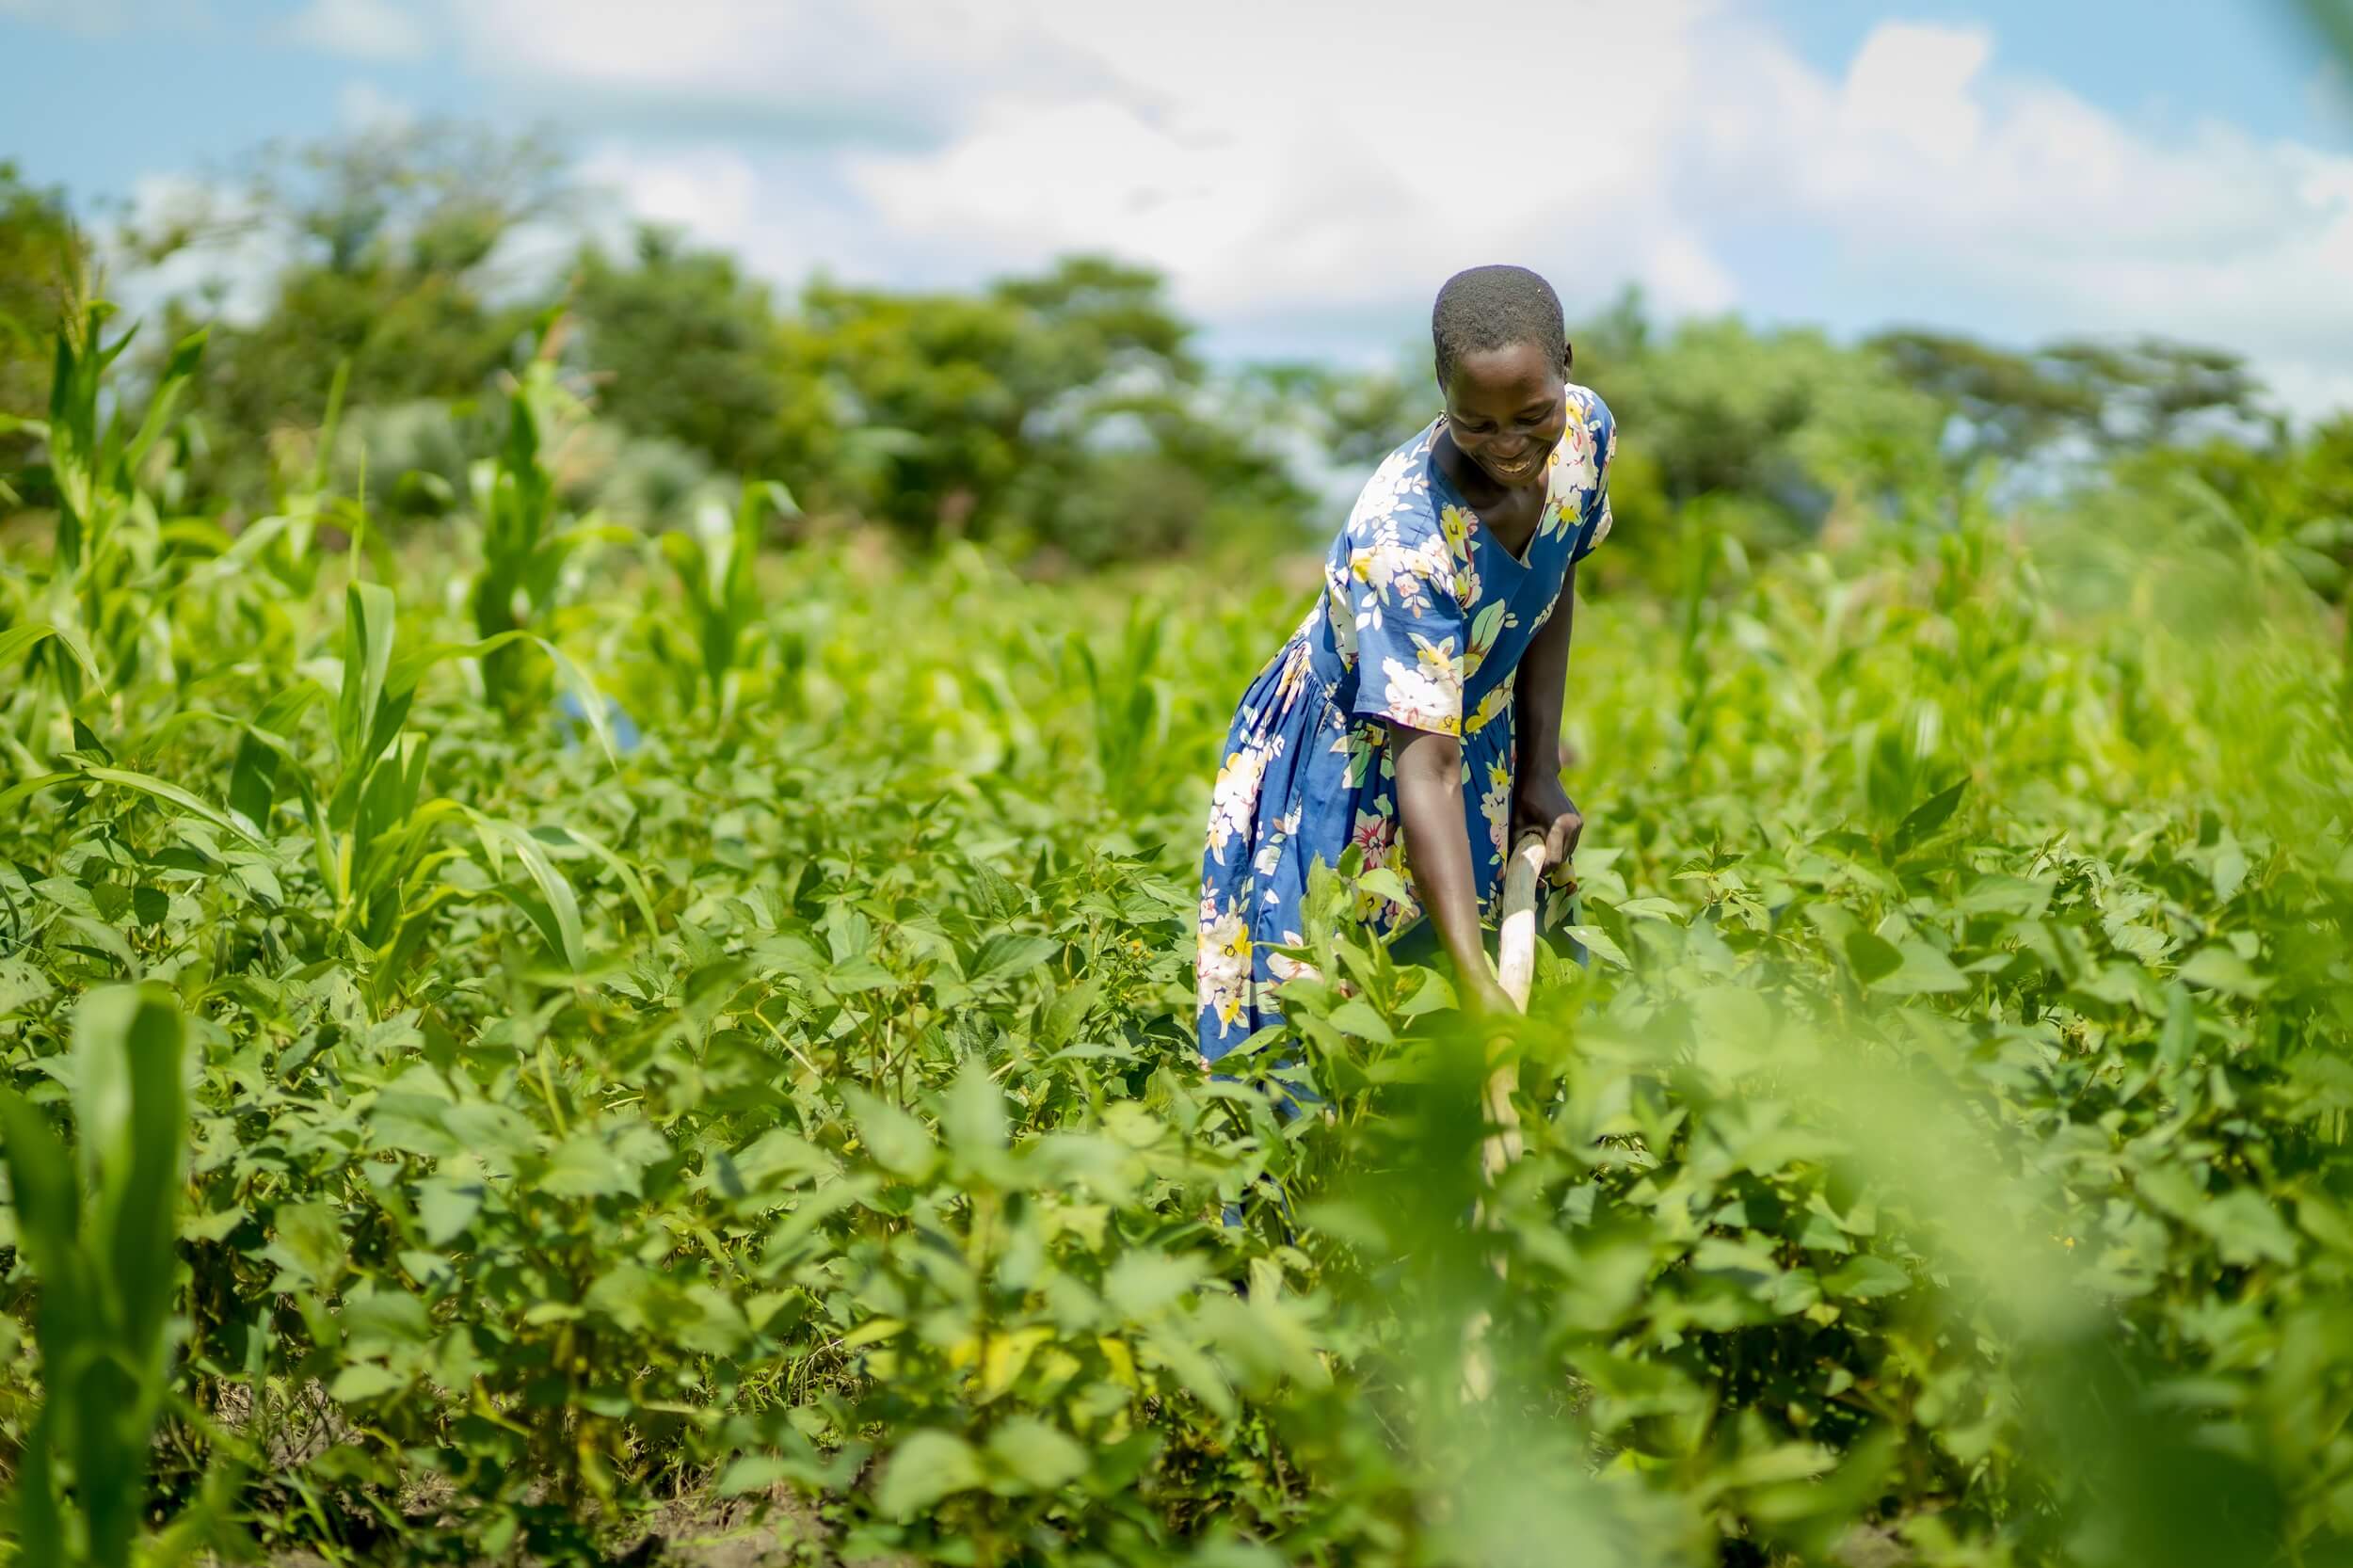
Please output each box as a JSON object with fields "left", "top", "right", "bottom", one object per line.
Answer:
{"left": 573, "top": 142, "right": 887, "bottom": 288}
{"left": 1837, "top": 23, "right": 1989, "bottom": 167}
{"left": 285, "top": 0, "right": 428, "bottom": 62}
{"left": 440, "top": 0, "right": 1116, "bottom": 147}
{"left": 1688, "top": 20, "right": 2353, "bottom": 416}
{"left": 444, "top": 0, "right": 1735, "bottom": 324}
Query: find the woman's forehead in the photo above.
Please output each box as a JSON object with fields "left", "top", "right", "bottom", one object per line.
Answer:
{"left": 1449, "top": 344, "right": 1561, "bottom": 405}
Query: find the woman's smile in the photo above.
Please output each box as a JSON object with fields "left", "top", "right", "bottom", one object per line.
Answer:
{"left": 1480, "top": 446, "right": 1543, "bottom": 484}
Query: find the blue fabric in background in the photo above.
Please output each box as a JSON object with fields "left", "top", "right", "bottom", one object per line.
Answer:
{"left": 555, "top": 689, "right": 643, "bottom": 754}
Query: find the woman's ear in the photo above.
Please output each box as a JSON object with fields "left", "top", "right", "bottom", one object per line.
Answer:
{"left": 1561, "top": 339, "right": 1575, "bottom": 375}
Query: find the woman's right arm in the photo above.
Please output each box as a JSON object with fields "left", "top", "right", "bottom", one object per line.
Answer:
{"left": 1393, "top": 728, "right": 1515, "bottom": 1015}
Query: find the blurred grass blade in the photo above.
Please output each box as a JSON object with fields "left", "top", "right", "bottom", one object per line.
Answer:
{"left": 78, "top": 765, "right": 263, "bottom": 846}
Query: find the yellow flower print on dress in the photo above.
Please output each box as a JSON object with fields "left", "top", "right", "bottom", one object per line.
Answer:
{"left": 1478, "top": 758, "right": 1512, "bottom": 876}
{"left": 1465, "top": 679, "right": 1513, "bottom": 736}
{"left": 1438, "top": 503, "right": 1475, "bottom": 563}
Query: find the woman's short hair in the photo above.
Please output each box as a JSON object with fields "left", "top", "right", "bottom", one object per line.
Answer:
{"left": 1433, "top": 264, "right": 1569, "bottom": 386}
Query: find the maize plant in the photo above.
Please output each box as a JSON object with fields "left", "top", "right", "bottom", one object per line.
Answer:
{"left": 2, "top": 304, "right": 205, "bottom": 712}
{"left": 463, "top": 310, "right": 627, "bottom": 714}
{"left": 652, "top": 476, "right": 797, "bottom": 717}
{"left": 0, "top": 985, "right": 226, "bottom": 1566}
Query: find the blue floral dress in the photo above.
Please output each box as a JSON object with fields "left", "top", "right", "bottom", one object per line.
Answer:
{"left": 1194, "top": 384, "right": 1617, "bottom": 1065}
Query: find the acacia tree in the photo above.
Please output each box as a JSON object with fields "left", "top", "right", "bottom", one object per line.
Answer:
{"left": 1868, "top": 328, "right": 2269, "bottom": 468}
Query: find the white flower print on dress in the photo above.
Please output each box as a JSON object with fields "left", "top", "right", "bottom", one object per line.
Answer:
{"left": 1378, "top": 631, "right": 1463, "bottom": 735}
{"left": 1551, "top": 398, "right": 1599, "bottom": 499}
{"left": 1272, "top": 635, "right": 1315, "bottom": 719}
{"left": 1205, "top": 734, "right": 1280, "bottom": 866}
{"left": 1324, "top": 572, "right": 1359, "bottom": 663}
{"left": 1265, "top": 935, "right": 1321, "bottom": 985}
{"left": 1346, "top": 444, "right": 1432, "bottom": 540}
{"left": 1196, "top": 892, "right": 1253, "bottom": 1040}
{"left": 1252, "top": 802, "right": 1301, "bottom": 877}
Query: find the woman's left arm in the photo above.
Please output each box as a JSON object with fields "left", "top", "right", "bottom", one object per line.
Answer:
{"left": 1511, "top": 559, "right": 1583, "bottom": 878}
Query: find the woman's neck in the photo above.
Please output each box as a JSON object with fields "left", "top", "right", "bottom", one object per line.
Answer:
{"left": 1433, "top": 422, "right": 1545, "bottom": 553}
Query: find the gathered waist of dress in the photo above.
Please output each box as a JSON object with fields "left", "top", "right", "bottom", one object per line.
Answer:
{"left": 1270, "top": 600, "right": 1515, "bottom": 744}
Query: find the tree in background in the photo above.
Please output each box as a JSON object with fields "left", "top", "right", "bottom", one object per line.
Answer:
{"left": 769, "top": 255, "right": 1306, "bottom": 562}
{"left": 564, "top": 224, "right": 800, "bottom": 482}
{"left": 1560, "top": 291, "right": 1946, "bottom": 587}
{"left": 129, "top": 120, "right": 573, "bottom": 498}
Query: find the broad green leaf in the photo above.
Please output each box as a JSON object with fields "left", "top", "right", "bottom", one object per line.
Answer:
{"left": 2190, "top": 1188, "right": 2299, "bottom": 1267}
{"left": 264, "top": 1200, "right": 347, "bottom": 1293}
{"left": 0, "top": 958, "right": 55, "bottom": 1017}
{"left": 328, "top": 1363, "right": 409, "bottom": 1402}
{"left": 941, "top": 1062, "right": 1011, "bottom": 1177}
{"left": 968, "top": 932, "right": 1061, "bottom": 984}
{"left": 985, "top": 1416, "right": 1089, "bottom": 1493}
{"left": 415, "top": 1176, "right": 484, "bottom": 1245}
{"left": 2178, "top": 946, "right": 2268, "bottom": 997}
{"left": 1892, "top": 776, "right": 1967, "bottom": 853}
{"left": 542, "top": 1132, "right": 639, "bottom": 1199}
{"left": 716, "top": 1455, "right": 794, "bottom": 1497}
{"left": 1842, "top": 931, "right": 1902, "bottom": 985}
{"left": 1868, "top": 941, "right": 1969, "bottom": 996}
{"left": 842, "top": 1086, "right": 936, "bottom": 1179}
{"left": 1563, "top": 924, "right": 1629, "bottom": 967}
{"left": 1104, "top": 1251, "right": 1203, "bottom": 1319}
{"left": 1823, "top": 1255, "right": 1911, "bottom": 1301}
{"left": 875, "top": 1430, "right": 983, "bottom": 1519}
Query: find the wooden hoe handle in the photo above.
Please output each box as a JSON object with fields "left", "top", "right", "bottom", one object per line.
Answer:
{"left": 1463, "top": 829, "right": 1550, "bottom": 1402}
{"left": 1481, "top": 828, "right": 1548, "bottom": 1182}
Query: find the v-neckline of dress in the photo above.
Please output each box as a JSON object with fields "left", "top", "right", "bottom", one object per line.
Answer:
{"left": 1428, "top": 416, "right": 1553, "bottom": 571}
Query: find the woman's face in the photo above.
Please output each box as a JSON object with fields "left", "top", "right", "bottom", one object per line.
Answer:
{"left": 1440, "top": 341, "right": 1568, "bottom": 489}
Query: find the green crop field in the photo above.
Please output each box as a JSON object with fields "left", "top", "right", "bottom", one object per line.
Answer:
{"left": 2, "top": 298, "right": 2351, "bottom": 1568}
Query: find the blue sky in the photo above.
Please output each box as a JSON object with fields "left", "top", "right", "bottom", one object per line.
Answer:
{"left": 1770, "top": 0, "right": 2346, "bottom": 149}
{"left": 5, "top": 0, "right": 2351, "bottom": 413}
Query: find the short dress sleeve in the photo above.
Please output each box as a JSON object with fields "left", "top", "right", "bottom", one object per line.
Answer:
{"left": 1561, "top": 389, "right": 1617, "bottom": 566}
{"left": 1343, "top": 502, "right": 1470, "bottom": 737}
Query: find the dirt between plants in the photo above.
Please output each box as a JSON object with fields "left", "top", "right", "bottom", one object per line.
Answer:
{"left": 233, "top": 1481, "right": 922, "bottom": 1567}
